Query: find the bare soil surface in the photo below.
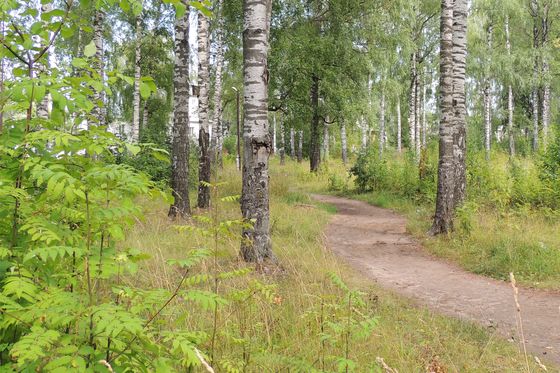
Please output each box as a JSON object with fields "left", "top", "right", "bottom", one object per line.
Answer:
{"left": 313, "top": 194, "right": 560, "bottom": 365}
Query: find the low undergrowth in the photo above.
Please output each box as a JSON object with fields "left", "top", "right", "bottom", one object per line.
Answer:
{"left": 128, "top": 159, "right": 542, "bottom": 372}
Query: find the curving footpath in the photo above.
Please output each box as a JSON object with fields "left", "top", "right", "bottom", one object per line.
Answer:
{"left": 313, "top": 194, "right": 560, "bottom": 365}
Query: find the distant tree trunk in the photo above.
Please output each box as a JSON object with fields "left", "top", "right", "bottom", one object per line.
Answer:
{"left": 323, "top": 123, "right": 329, "bottom": 160}
{"left": 240, "top": 0, "right": 274, "bottom": 263}
{"left": 530, "top": 0, "right": 539, "bottom": 152}
{"left": 451, "top": 0, "right": 468, "bottom": 209}
{"left": 91, "top": 9, "right": 105, "bottom": 126}
{"left": 142, "top": 100, "right": 149, "bottom": 133}
{"left": 505, "top": 15, "right": 515, "bottom": 157}
{"left": 310, "top": 74, "right": 321, "bottom": 172}
{"left": 132, "top": 15, "right": 142, "bottom": 142}
{"left": 211, "top": 0, "right": 224, "bottom": 167}
{"left": 360, "top": 116, "right": 368, "bottom": 149}
{"left": 431, "top": 0, "right": 455, "bottom": 235}
{"left": 379, "top": 92, "right": 385, "bottom": 157}
{"left": 279, "top": 114, "right": 286, "bottom": 165}
{"left": 297, "top": 130, "right": 303, "bottom": 163}
{"left": 169, "top": 9, "right": 191, "bottom": 218}
{"left": 414, "top": 66, "right": 421, "bottom": 159}
{"left": 408, "top": 53, "right": 417, "bottom": 154}
{"left": 541, "top": 8, "right": 550, "bottom": 148}
{"left": 341, "top": 120, "right": 347, "bottom": 164}
{"left": 542, "top": 65, "right": 550, "bottom": 148}
{"left": 397, "top": 97, "right": 402, "bottom": 153}
{"left": 272, "top": 113, "right": 277, "bottom": 154}
{"left": 36, "top": 2, "right": 52, "bottom": 120}
{"left": 290, "top": 127, "right": 295, "bottom": 159}
{"left": 197, "top": 11, "right": 211, "bottom": 209}
{"left": 421, "top": 70, "right": 427, "bottom": 147}
{"left": 483, "top": 23, "right": 493, "bottom": 160}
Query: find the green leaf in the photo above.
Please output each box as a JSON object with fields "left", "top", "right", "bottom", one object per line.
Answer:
{"left": 84, "top": 41, "right": 96, "bottom": 57}
{"left": 140, "top": 82, "right": 152, "bottom": 99}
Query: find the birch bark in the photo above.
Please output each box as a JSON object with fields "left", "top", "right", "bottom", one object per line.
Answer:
{"left": 168, "top": 6, "right": 191, "bottom": 218}
{"left": 240, "top": 0, "right": 275, "bottom": 263}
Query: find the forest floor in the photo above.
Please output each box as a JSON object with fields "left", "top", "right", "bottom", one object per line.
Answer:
{"left": 313, "top": 194, "right": 560, "bottom": 366}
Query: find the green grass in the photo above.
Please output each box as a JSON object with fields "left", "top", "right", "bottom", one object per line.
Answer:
{"left": 123, "top": 158, "right": 545, "bottom": 372}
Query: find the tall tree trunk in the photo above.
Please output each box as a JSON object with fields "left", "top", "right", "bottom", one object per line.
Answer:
{"left": 197, "top": 11, "right": 211, "bottom": 209}
{"left": 323, "top": 123, "right": 329, "bottom": 160}
{"left": 279, "top": 114, "right": 286, "bottom": 165}
{"left": 408, "top": 53, "right": 417, "bottom": 154}
{"left": 431, "top": 0, "right": 455, "bottom": 235}
{"left": 414, "top": 65, "right": 421, "bottom": 159}
{"left": 169, "top": 9, "right": 191, "bottom": 218}
{"left": 211, "top": 0, "right": 224, "bottom": 167}
{"left": 240, "top": 0, "right": 274, "bottom": 263}
{"left": 360, "top": 116, "right": 368, "bottom": 149}
{"left": 452, "top": 0, "right": 468, "bottom": 209}
{"left": 142, "top": 100, "right": 149, "bottom": 132}
{"left": 379, "top": 92, "right": 385, "bottom": 157}
{"left": 310, "top": 74, "right": 321, "bottom": 172}
{"left": 421, "top": 69, "right": 427, "bottom": 147}
{"left": 36, "top": 3, "right": 52, "bottom": 120}
{"left": 272, "top": 112, "right": 277, "bottom": 155}
{"left": 530, "top": 0, "right": 539, "bottom": 152}
{"left": 542, "top": 64, "right": 550, "bottom": 148}
{"left": 483, "top": 23, "right": 493, "bottom": 160}
{"left": 341, "top": 120, "right": 347, "bottom": 164}
{"left": 132, "top": 15, "right": 142, "bottom": 142}
{"left": 505, "top": 15, "right": 515, "bottom": 157}
{"left": 397, "top": 96, "right": 402, "bottom": 153}
{"left": 290, "top": 127, "right": 295, "bottom": 158}
{"left": 91, "top": 9, "right": 105, "bottom": 126}
{"left": 541, "top": 7, "right": 550, "bottom": 149}
{"left": 297, "top": 130, "right": 303, "bottom": 163}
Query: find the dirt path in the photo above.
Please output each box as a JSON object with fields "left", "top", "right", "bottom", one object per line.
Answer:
{"left": 313, "top": 194, "right": 560, "bottom": 365}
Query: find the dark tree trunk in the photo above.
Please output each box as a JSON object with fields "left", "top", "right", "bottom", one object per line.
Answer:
{"left": 168, "top": 8, "right": 191, "bottom": 219}
{"left": 197, "top": 12, "right": 211, "bottom": 209}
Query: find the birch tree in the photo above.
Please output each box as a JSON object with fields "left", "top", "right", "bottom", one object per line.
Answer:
{"left": 197, "top": 11, "right": 211, "bottom": 209}
{"left": 240, "top": 0, "right": 275, "bottom": 263}
{"left": 431, "top": 0, "right": 456, "bottom": 234}
{"left": 210, "top": 0, "right": 224, "bottom": 166}
{"left": 131, "top": 15, "right": 142, "bottom": 142}
{"left": 169, "top": 5, "right": 191, "bottom": 218}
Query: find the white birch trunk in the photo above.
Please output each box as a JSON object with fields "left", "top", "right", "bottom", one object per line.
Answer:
{"left": 297, "top": 129, "right": 303, "bottom": 162}
{"left": 409, "top": 53, "right": 417, "bottom": 154}
{"left": 211, "top": 0, "right": 224, "bottom": 164}
{"left": 240, "top": 0, "right": 274, "bottom": 263}
{"left": 197, "top": 11, "right": 211, "bottom": 208}
{"left": 379, "top": 92, "right": 385, "bottom": 157}
{"left": 131, "top": 16, "right": 142, "bottom": 142}
{"left": 341, "top": 120, "right": 347, "bottom": 164}
{"left": 290, "top": 127, "right": 295, "bottom": 158}
{"left": 360, "top": 116, "right": 368, "bottom": 149}
{"left": 505, "top": 15, "right": 514, "bottom": 156}
{"left": 483, "top": 24, "right": 493, "bottom": 160}
{"left": 397, "top": 96, "right": 402, "bottom": 153}
{"left": 279, "top": 114, "right": 286, "bottom": 165}
{"left": 323, "top": 123, "right": 329, "bottom": 160}
{"left": 91, "top": 9, "right": 105, "bottom": 126}
{"left": 272, "top": 112, "right": 277, "bottom": 154}
{"left": 421, "top": 70, "right": 427, "bottom": 147}
{"left": 169, "top": 9, "right": 191, "bottom": 218}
